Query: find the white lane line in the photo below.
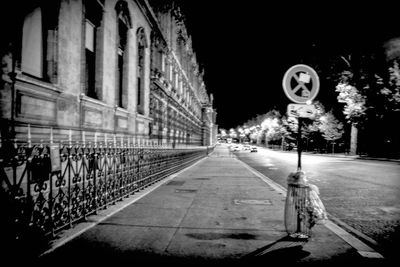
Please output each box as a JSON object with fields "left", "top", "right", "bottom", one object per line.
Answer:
{"left": 235, "top": 158, "right": 384, "bottom": 259}
{"left": 39, "top": 156, "right": 208, "bottom": 257}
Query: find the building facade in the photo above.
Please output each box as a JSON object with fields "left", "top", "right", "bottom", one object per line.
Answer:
{"left": 0, "top": 0, "right": 216, "bottom": 146}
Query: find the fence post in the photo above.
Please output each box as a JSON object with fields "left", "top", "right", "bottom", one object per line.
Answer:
{"left": 93, "top": 141, "right": 98, "bottom": 214}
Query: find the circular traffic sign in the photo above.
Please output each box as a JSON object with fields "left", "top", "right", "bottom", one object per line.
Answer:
{"left": 282, "top": 64, "right": 320, "bottom": 103}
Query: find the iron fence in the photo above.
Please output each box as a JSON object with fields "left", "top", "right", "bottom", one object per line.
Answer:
{"left": 0, "top": 139, "right": 211, "bottom": 244}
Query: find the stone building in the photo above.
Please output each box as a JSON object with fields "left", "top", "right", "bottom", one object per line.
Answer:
{"left": 148, "top": 0, "right": 216, "bottom": 146}
{"left": 0, "top": 0, "right": 216, "bottom": 146}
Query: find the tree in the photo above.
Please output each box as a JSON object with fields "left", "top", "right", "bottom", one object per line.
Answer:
{"left": 299, "top": 101, "right": 325, "bottom": 151}
{"left": 326, "top": 45, "right": 400, "bottom": 157}
{"left": 335, "top": 82, "right": 366, "bottom": 121}
{"left": 229, "top": 128, "right": 237, "bottom": 139}
{"left": 330, "top": 53, "right": 368, "bottom": 155}
{"left": 365, "top": 59, "right": 400, "bottom": 156}
{"left": 386, "top": 60, "right": 400, "bottom": 109}
{"left": 259, "top": 110, "right": 287, "bottom": 148}
{"left": 318, "top": 111, "right": 344, "bottom": 153}
{"left": 335, "top": 79, "right": 365, "bottom": 155}
{"left": 219, "top": 129, "right": 227, "bottom": 140}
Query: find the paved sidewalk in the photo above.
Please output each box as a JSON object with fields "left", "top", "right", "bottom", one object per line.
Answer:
{"left": 37, "top": 146, "right": 391, "bottom": 266}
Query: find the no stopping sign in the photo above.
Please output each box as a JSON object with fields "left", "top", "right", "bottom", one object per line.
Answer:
{"left": 282, "top": 64, "right": 320, "bottom": 103}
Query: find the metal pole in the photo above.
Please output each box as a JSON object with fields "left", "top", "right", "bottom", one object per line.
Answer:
{"left": 297, "top": 117, "right": 302, "bottom": 171}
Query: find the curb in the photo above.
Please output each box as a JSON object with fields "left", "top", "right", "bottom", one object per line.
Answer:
{"left": 327, "top": 215, "right": 382, "bottom": 252}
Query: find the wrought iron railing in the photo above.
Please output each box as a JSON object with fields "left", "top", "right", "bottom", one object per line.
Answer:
{"left": 0, "top": 139, "right": 211, "bottom": 247}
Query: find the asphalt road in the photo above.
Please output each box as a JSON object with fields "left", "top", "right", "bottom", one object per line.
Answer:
{"left": 233, "top": 145, "right": 400, "bottom": 260}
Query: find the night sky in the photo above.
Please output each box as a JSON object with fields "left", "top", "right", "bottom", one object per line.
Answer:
{"left": 179, "top": 1, "right": 398, "bottom": 130}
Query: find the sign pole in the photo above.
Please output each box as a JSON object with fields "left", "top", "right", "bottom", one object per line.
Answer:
{"left": 283, "top": 64, "right": 321, "bottom": 238}
{"left": 297, "top": 117, "right": 302, "bottom": 171}
{"left": 282, "top": 64, "right": 319, "bottom": 172}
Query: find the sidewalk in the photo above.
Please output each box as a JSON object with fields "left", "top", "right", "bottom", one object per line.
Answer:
{"left": 37, "top": 146, "right": 390, "bottom": 266}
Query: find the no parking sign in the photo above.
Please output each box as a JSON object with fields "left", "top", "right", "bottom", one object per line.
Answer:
{"left": 282, "top": 64, "right": 320, "bottom": 104}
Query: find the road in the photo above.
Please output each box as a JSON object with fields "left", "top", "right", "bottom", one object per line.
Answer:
{"left": 233, "top": 144, "right": 400, "bottom": 260}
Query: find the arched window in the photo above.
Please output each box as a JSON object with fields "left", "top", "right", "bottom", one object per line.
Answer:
{"left": 84, "top": 0, "right": 103, "bottom": 99}
{"left": 115, "top": 0, "right": 131, "bottom": 108}
{"left": 136, "top": 27, "right": 147, "bottom": 114}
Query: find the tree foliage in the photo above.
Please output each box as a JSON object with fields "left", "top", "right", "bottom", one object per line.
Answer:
{"left": 383, "top": 60, "right": 400, "bottom": 111}
{"left": 234, "top": 102, "right": 345, "bottom": 152}
{"left": 335, "top": 82, "right": 366, "bottom": 123}
{"left": 318, "top": 111, "right": 344, "bottom": 142}
{"left": 329, "top": 50, "right": 400, "bottom": 126}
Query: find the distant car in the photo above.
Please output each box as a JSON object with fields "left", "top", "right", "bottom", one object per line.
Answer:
{"left": 243, "top": 145, "right": 251, "bottom": 151}
{"left": 230, "top": 144, "right": 240, "bottom": 151}
{"left": 250, "top": 146, "right": 258, "bottom": 152}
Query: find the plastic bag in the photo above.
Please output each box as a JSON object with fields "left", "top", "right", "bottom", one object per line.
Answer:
{"left": 306, "top": 184, "right": 328, "bottom": 227}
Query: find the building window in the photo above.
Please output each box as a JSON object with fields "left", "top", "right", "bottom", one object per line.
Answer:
{"left": 169, "top": 63, "right": 173, "bottom": 83}
{"left": 21, "top": 7, "right": 43, "bottom": 78}
{"left": 137, "top": 27, "right": 147, "bottom": 114}
{"left": 117, "top": 20, "right": 128, "bottom": 108}
{"left": 174, "top": 72, "right": 178, "bottom": 91}
{"left": 115, "top": 0, "right": 131, "bottom": 109}
{"left": 84, "top": 0, "right": 103, "bottom": 99}
{"left": 18, "top": 3, "right": 59, "bottom": 82}
{"left": 161, "top": 53, "right": 166, "bottom": 73}
{"left": 156, "top": 49, "right": 162, "bottom": 73}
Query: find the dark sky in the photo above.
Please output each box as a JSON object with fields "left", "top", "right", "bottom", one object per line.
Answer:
{"left": 179, "top": 1, "right": 398, "bottom": 130}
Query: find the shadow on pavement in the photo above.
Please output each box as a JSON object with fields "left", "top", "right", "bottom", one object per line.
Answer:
{"left": 33, "top": 234, "right": 395, "bottom": 267}
{"left": 240, "top": 235, "right": 310, "bottom": 264}
{"left": 239, "top": 234, "right": 393, "bottom": 267}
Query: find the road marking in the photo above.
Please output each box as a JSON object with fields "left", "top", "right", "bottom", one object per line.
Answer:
{"left": 39, "top": 156, "right": 208, "bottom": 257}
{"left": 235, "top": 158, "right": 385, "bottom": 259}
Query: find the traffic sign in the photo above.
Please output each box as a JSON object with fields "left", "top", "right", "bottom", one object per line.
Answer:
{"left": 287, "top": 103, "right": 317, "bottom": 118}
{"left": 282, "top": 64, "right": 320, "bottom": 103}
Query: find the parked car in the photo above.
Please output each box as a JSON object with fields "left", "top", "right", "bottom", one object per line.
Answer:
{"left": 250, "top": 146, "right": 258, "bottom": 152}
{"left": 243, "top": 144, "right": 251, "bottom": 151}
{"left": 230, "top": 144, "right": 241, "bottom": 151}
